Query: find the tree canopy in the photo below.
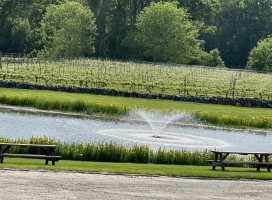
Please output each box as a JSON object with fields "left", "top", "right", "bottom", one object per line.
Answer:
{"left": 0, "top": 0, "right": 64, "bottom": 53}
{"left": 135, "top": 2, "right": 200, "bottom": 64}
{"left": 1, "top": 0, "right": 272, "bottom": 70}
{"left": 204, "top": 0, "right": 272, "bottom": 68}
{"left": 37, "top": 1, "right": 97, "bottom": 57}
{"left": 246, "top": 36, "right": 272, "bottom": 72}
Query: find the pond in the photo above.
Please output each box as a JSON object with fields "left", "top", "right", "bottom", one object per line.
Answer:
{"left": 0, "top": 106, "right": 272, "bottom": 152}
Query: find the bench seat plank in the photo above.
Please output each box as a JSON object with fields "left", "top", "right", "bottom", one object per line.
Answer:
{"left": 0, "top": 143, "right": 58, "bottom": 148}
{"left": 222, "top": 161, "right": 272, "bottom": 165}
{"left": 211, "top": 150, "right": 272, "bottom": 156}
{"left": 207, "top": 160, "right": 272, "bottom": 166}
{"left": 0, "top": 153, "right": 62, "bottom": 159}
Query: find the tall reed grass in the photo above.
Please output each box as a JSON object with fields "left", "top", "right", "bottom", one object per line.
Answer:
{"left": 192, "top": 110, "right": 272, "bottom": 129}
{"left": 0, "top": 136, "right": 216, "bottom": 166}
{"left": 0, "top": 94, "right": 128, "bottom": 115}
{"left": 0, "top": 94, "right": 271, "bottom": 129}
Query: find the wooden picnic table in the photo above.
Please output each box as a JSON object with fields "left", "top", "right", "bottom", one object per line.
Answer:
{"left": 0, "top": 143, "right": 62, "bottom": 165}
{"left": 207, "top": 150, "right": 272, "bottom": 172}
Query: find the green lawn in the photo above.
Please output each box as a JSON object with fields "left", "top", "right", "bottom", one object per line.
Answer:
{"left": 0, "top": 88, "right": 271, "bottom": 119}
{"left": 0, "top": 88, "right": 272, "bottom": 179}
{"left": 1, "top": 158, "right": 272, "bottom": 180}
{"left": 0, "top": 87, "right": 271, "bottom": 129}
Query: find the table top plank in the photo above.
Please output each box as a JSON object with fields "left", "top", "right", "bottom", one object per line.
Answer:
{"left": 211, "top": 150, "right": 272, "bottom": 155}
{"left": 0, "top": 143, "right": 58, "bottom": 148}
{"left": 0, "top": 153, "right": 61, "bottom": 159}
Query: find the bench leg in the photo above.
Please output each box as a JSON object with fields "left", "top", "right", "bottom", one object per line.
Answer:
{"left": 257, "top": 166, "right": 260, "bottom": 171}
{"left": 0, "top": 145, "right": 3, "bottom": 163}
{"left": 267, "top": 167, "right": 271, "bottom": 172}
{"left": 221, "top": 166, "right": 225, "bottom": 171}
{"left": 45, "top": 159, "right": 56, "bottom": 165}
{"left": 212, "top": 153, "right": 219, "bottom": 170}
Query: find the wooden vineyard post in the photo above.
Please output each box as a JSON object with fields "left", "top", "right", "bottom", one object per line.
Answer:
{"left": 18, "top": 53, "right": 21, "bottom": 71}
{"left": 0, "top": 51, "right": 2, "bottom": 71}
{"left": 6, "top": 54, "right": 8, "bottom": 72}
{"left": 12, "top": 53, "right": 16, "bottom": 71}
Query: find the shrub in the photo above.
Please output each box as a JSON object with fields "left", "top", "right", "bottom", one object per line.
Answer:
{"left": 246, "top": 36, "right": 272, "bottom": 72}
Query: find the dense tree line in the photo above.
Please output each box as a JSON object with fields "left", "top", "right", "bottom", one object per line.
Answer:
{"left": 0, "top": 0, "right": 272, "bottom": 71}
{"left": 204, "top": 0, "right": 272, "bottom": 69}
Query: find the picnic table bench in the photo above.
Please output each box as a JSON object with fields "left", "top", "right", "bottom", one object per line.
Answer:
{"left": 207, "top": 150, "right": 272, "bottom": 172}
{"left": 0, "top": 143, "right": 62, "bottom": 165}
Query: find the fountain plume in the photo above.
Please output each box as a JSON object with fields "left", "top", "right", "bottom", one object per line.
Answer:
{"left": 128, "top": 109, "right": 194, "bottom": 138}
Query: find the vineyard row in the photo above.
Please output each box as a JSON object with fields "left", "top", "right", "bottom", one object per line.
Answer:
{"left": 0, "top": 56, "right": 271, "bottom": 99}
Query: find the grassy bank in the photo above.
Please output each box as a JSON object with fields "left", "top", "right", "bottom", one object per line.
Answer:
{"left": 0, "top": 93, "right": 127, "bottom": 116}
{"left": 1, "top": 158, "right": 272, "bottom": 180}
{"left": 0, "top": 88, "right": 271, "bottom": 129}
{"left": 0, "top": 136, "right": 261, "bottom": 167}
{"left": 1, "top": 136, "right": 270, "bottom": 179}
{"left": 0, "top": 136, "right": 215, "bottom": 166}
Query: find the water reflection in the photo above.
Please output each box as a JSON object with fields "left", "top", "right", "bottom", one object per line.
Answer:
{"left": 0, "top": 106, "right": 271, "bottom": 152}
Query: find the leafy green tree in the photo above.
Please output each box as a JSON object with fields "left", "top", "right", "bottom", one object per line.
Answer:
{"left": 105, "top": 0, "right": 129, "bottom": 58}
{"left": 0, "top": 18, "right": 33, "bottom": 53}
{"left": 86, "top": 0, "right": 113, "bottom": 57}
{"left": 246, "top": 36, "right": 272, "bottom": 72}
{"left": 176, "top": 0, "right": 221, "bottom": 21}
{"left": 177, "top": 0, "right": 221, "bottom": 34}
{"left": 129, "top": 0, "right": 153, "bottom": 27}
{"left": 38, "top": 1, "right": 97, "bottom": 57}
{"left": 188, "top": 48, "right": 225, "bottom": 67}
{"left": 204, "top": 49, "right": 225, "bottom": 67}
{"left": 206, "top": 0, "right": 272, "bottom": 68}
{"left": 0, "top": 0, "right": 64, "bottom": 53}
{"left": 86, "top": 0, "right": 221, "bottom": 59}
{"left": 135, "top": 1, "right": 201, "bottom": 64}
{"left": 10, "top": 18, "right": 33, "bottom": 53}
{"left": 87, "top": 0, "right": 153, "bottom": 58}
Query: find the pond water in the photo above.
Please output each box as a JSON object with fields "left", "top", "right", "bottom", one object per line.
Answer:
{"left": 0, "top": 106, "right": 272, "bottom": 152}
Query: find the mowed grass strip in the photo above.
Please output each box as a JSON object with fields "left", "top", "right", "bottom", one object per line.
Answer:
{"left": 0, "top": 88, "right": 271, "bottom": 129}
{"left": 0, "top": 88, "right": 271, "bottom": 117}
{"left": 1, "top": 158, "right": 272, "bottom": 180}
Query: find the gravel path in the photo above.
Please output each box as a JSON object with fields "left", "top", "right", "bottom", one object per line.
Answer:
{"left": 1, "top": 169, "right": 272, "bottom": 200}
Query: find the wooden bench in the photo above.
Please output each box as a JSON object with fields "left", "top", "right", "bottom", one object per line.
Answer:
{"left": 207, "top": 151, "right": 272, "bottom": 172}
{"left": 0, "top": 143, "right": 62, "bottom": 165}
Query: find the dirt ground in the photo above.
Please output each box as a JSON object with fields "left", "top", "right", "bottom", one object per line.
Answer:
{"left": 1, "top": 169, "right": 272, "bottom": 200}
